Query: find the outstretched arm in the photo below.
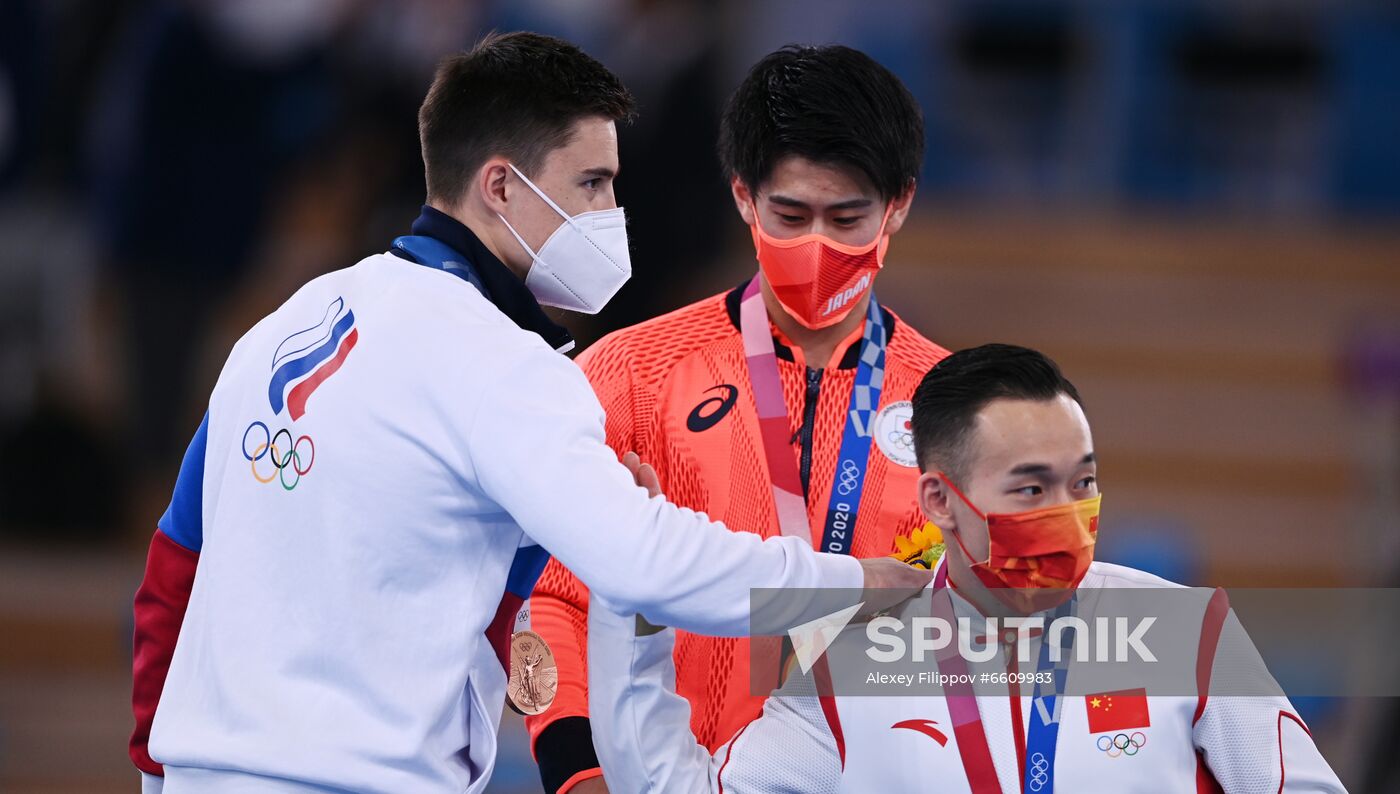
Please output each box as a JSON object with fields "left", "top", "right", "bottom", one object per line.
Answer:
{"left": 468, "top": 340, "right": 928, "bottom": 636}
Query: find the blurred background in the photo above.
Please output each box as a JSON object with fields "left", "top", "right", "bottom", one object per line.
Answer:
{"left": 1, "top": 0, "right": 1397, "bottom": 791}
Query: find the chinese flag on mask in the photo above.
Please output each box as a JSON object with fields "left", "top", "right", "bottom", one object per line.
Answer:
{"left": 1085, "top": 688, "right": 1151, "bottom": 734}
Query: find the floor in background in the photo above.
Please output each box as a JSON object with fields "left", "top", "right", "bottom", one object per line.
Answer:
{"left": 0, "top": 546, "right": 544, "bottom": 793}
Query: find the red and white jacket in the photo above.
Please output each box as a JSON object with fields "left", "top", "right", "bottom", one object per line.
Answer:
{"left": 588, "top": 559, "right": 1346, "bottom": 793}
{"left": 127, "top": 245, "right": 863, "bottom": 794}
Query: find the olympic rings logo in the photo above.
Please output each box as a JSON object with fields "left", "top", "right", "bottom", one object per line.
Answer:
{"left": 1096, "top": 731, "right": 1147, "bottom": 758}
{"left": 242, "top": 421, "right": 315, "bottom": 491}
{"left": 887, "top": 428, "right": 914, "bottom": 450}
{"left": 836, "top": 459, "right": 861, "bottom": 495}
{"left": 1027, "top": 751, "right": 1049, "bottom": 790}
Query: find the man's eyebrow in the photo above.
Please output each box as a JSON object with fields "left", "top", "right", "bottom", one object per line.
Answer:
{"left": 580, "top": 166, "right": 616, "bottom": 179}
{"left": 767, "top": 194, "right": 874, "bottom": 211}
{"left": 1007, "top": 463, "right": 1052, "bottom": 476}
{"left": 1006, "top": 453, "right": 1095, "bottom": 477}
{"left": 767, "top": 194, "right": 810, "bottom": 209}
{"left": 828, "top": 198, "right": 874, "bottom": 210}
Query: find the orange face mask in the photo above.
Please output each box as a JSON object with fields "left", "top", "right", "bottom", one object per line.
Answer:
{"left": 940, "top": 473, "right": 1100, "bottom": 614}
{"left": 749, "top": 201, "right": 892, "bottom": 329}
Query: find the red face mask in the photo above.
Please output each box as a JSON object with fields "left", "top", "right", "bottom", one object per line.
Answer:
{"left": 749, "top": 202, "right": 892, "bottom": 329}
{"left": 939, "top": 473, "right": 1101, "bottom": 614}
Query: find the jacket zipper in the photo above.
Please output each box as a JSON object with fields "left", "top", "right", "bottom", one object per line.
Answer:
{"left": 798, "top": 367, "right": 823, "bottom": 500}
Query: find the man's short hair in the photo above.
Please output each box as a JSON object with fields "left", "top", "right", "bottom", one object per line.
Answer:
{"left": 717, "top": 44, "right": 924, "bottom": 202}
{"left": 418, "top": 31, "right": 636, "bottom": 206}
{"left": 911, "top": 344, "right": 1084, "bottom": 478}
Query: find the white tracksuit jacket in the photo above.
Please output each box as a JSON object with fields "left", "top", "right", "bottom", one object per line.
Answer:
{"left": 136, "top": 251, "right": 861, "bottom": 793}
{"left": 589, "top": 559, "right": 1346, "bottom": 793}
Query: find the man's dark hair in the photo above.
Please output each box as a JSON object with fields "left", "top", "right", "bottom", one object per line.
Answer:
{"left": 718, "top": 44, "right": 924, "bottom": 201}
{"left": 418, "top": 31, "right": 635, "bottom": 205}
{"left": 911, "top": 344, "right": 1084, "bottom": 477}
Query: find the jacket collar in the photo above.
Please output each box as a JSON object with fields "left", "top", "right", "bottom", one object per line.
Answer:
{"left": 723, "top": 280, "right": 897, "bottom": 370}
{"left": 403, "top": 205, "right": 574, "bottom": 353}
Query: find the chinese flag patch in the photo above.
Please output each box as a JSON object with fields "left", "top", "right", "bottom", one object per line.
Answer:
{"left": 1085, "top": 688, "right": 1151, "bottom": 734}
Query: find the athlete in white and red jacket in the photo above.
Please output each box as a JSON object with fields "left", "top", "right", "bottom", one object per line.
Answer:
{"left": 128, "top": 34, "right": 925, "bottom": 794}
{"left": 587, "top": 345, "right": 1346, "bottom": 793}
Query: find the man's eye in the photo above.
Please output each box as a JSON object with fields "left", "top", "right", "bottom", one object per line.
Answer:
{"left": 778, "top": 213, "right": 805, "bottom": 224}
{"left": 833, "top": 216, "right": 862, "bottom": 226}
{"left": 583, "top": 178, "right": 602, "bottom": 190}
{"left": 1015, "top": 485, "right": 1043, "bottom": 497}
{"left": 1076, "top": 476, "right": 1097, "bottom": 490}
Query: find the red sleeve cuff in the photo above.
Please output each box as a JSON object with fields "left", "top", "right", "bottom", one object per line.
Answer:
{"left": 130, "top": 529, "right": 199, "bottom": 775}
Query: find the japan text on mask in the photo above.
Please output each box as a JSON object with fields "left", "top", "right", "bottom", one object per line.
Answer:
{"left": 749, "top": 201, "right": 892, "bottom": 329}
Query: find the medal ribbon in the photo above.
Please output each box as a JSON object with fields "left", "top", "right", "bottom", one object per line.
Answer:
{"left": 930, "top": 561, "right": 1073, "bottom": 793}
{"left": 393, "top": 235, "right": 493, "bottom": 298}
{"left": 1023, "top": 599, "right": 1073, "bottom": 793}
{"left": 738, "top": 275, "right": 887, "bottom": 549}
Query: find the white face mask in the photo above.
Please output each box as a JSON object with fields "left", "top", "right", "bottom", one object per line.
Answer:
{"left": 497, "top": 164, "right": 632, "bottom": 314}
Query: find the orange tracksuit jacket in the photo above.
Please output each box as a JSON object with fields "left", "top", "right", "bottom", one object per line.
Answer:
{"left": 527, "top": 284, "right": 949, "bottom": 789}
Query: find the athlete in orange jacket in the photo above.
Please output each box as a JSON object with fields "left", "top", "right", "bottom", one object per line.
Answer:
{"left": 527, "top": 45, "right": 947, "bottom": 793}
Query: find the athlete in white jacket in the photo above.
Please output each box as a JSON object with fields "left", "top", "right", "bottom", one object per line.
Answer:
{"left": 589, "top": 344, "right": 1346, "bottom": 793}
{"left": 129, "top": 33, "right": 924, "bottom": 794}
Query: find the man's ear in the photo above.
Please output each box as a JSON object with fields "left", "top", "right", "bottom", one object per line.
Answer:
{"left": 477, "top": 158, "right": 512, "bottom": 216}
{"left": 918, "top": 470, "right": 956, "bottom": 534}
{"left": 731, "top": 177, "right": 757, "bottom": 227}
{"left": 883, "top": 181, "right": 918, "bottom": 237}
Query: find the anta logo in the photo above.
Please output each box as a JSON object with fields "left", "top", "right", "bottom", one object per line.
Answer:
{"left": 892, "top": 718, "right": 948, "bottom": 746}
{"left": 822, "top": 273, "right": 871, "bottom": 317}
{"left": 686, "top": 384, "right": 738, "bottom": 433}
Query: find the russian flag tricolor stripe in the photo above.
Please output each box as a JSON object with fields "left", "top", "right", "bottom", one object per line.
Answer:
{"left": 268, "top": 297, "right": 358, "bottom": 420}
{"left": 286, "top": 328, "right": 358, "bottom": 420}
{"left": 485, "top": 544, "right": 552, "bottom": 670}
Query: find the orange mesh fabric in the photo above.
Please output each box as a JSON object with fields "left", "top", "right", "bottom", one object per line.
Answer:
{"left": 527, "top": 289, "right": 949, "bottom": 754}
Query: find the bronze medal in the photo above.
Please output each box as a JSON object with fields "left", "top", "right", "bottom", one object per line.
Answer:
{"left": 506, "top": 630, "right": 557, "bottom": 716}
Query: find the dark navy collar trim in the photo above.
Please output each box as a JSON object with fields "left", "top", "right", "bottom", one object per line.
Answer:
{"left": 404, "top": 205, "right": 574, "bottom": 353}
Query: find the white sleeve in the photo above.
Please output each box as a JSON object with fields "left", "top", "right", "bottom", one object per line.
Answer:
{"left": 710, "top": 673, "right": 844, "bottom": 793}
{"left": 141, "top": 772, "right": 164, "bottom": 794}
{"left": 1194, "top": 611, "right": 1345, "bottom": 793}
{"left": 588, "top": 598, "right": 842, "bottom": 794}
{"left": 587, "top": 596, "right": 713, "bottom": 794}
{"left": 467, "top": 341, "right": 862, "bottom": 636}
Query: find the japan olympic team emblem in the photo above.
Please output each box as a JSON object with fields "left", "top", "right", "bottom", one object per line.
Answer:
{"left": 873, "top": 400, "right": 918, "bottom": 468}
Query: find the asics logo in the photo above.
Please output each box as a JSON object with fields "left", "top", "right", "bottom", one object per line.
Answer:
{"left": 686, "top": 385, "right": 738, "bottom": 433}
